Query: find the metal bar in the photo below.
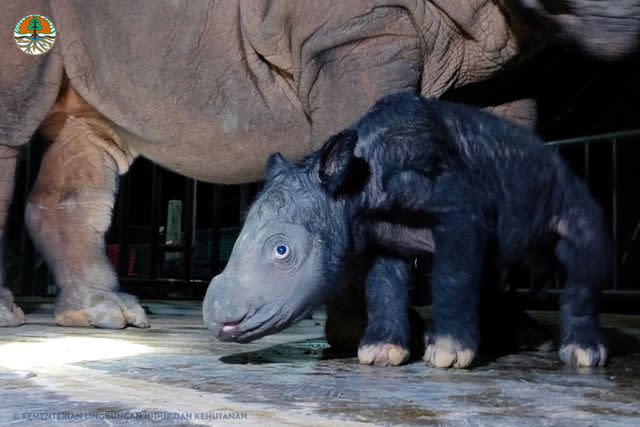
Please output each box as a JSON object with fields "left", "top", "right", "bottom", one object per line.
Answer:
{"left": 183, "top": 178, "right": 196, "bottom": 282}
{"left": 611, "top": 138, "right": 619, "bottom": 290}
{"left": 583, "top": 142, "right": 591, "bottom": 189}
{"left": 547, "top": 128, "right": 640, "bottom": 146}
{"left": 149, "top": 165, "right": 162, "bottom": 279}
{"left": 117, "top": 173, "right": 131, "bottom": 278}
{"left": 622, "top": 219, "right": 640, "bottom": 265}
{"left": 511, "top": 288, "right": 640, "bottom": 314}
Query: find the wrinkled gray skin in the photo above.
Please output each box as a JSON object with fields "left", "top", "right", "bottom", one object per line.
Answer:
{"left": 203, "top": 153, "right": 352, "bottom": 343}
{"left": 505, "top": 0, "right": 640, "bottom": 59}
{"left": 203, "top": 154, "right": 357, "bottom": 342}
{"left": 1, "top": 0, "right": 640, "bottom": 329}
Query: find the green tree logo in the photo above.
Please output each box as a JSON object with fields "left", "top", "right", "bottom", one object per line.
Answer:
{"left": 14, "top": 14, "right": 56, "bottom": 55}
{"left": 27, "top": 16, "right": 43, "bottom": 38}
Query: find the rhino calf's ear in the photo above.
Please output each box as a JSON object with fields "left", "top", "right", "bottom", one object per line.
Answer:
{"left": 265, "top": 152, "right": 290, "bottom": 181}
{"left": 319, "top": 130, "right": 369, "bottom": 197}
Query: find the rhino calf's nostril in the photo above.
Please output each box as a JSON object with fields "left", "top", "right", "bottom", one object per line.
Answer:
{"left": 222, "top": 322, "right": 239, "bottom": 332}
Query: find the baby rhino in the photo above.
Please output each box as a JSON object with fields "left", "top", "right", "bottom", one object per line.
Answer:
{"left": 204, "top": 93, "right": 610, "bottom": 369}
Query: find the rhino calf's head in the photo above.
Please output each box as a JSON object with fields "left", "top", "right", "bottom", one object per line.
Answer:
{"left": 203, "top": 152, "right": 351, "bottom": 342}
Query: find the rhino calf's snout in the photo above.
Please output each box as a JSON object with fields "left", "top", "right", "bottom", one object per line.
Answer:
{"left": 202, "top": 274, "right": 251, "bottom": 340}
{"left": 201, "top": 168, "right": 347, "bottom": 343}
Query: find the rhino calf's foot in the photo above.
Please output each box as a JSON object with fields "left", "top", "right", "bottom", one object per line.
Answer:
{"left": 0, "top": 287, "right": 25, "bottom": 327}
{"left": 559, "top": 343, "right": 607, "bottom": 368}
{"left": 354, "top": 256, "right": 414, "bottom": 367}
{"left": 558, "top": 320, "right": 607, "bottom": 367}
{"left": 55, "top": 288, "right": 149, "bottom": 329}
{"left": 423, "top": 334, "right": 477, "bottom": 368}
{"left": 358, "top": 343, "right": 410, "bottom": 367}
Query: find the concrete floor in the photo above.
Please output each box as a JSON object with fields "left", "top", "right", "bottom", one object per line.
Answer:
{"left": 0, "top": 300, "right": 639, "bottom": 426}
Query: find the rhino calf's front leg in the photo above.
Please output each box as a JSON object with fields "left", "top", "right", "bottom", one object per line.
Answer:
{"left": 26, "top": 114, "right": 148, "bottom": 329}
{"left": 423, "top": 212, "right": 487, "bottom": 369}
{"left": 358, "top": 256, "right": 413, "bottom": 367}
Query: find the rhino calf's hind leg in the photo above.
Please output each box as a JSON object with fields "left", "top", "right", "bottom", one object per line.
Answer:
{"left": 0, "top": 146, "right": 25, "bottom": 326}
{"left": 26, "top": 115, "right": 148, "bottom": 329}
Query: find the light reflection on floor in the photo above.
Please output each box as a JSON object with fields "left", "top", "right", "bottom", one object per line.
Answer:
{"left": 0, "top": 301, "right": 638, "bottom": 426}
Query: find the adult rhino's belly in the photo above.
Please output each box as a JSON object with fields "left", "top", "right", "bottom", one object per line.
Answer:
{"left": 54, "top": 2, "right": 311, "bottom": 184}
{"left": 117, "top": 112, "right": 311, "bottom": 184}
{"left": 67, "top": 64, "right": 311, "bottom": 184}
{"left": 74, "top": 74, "right": 311, "bottom": 184}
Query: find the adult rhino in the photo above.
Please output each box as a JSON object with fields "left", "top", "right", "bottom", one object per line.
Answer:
{"left": 1, "top": 0, "right": 639, "bottom": 329}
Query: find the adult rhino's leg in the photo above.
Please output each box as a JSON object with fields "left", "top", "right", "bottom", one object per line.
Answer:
{"left": 0, "top": 146, "right": 25, "bottom": 326}
{"left": 25, "top": 115, "right": 148, "bottom": 329}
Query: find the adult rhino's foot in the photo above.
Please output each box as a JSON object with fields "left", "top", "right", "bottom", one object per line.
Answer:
{"left": 358, "top": 342, "right": 410, "bottom": 367}
{"left": 423, "top": 334, "right": 477, "bottom": 368}
{"left": 55, "top": 288, "right": 149, "bottom": 329}
{"left": 0, "top": 287, "right": 25, "bottom": 327}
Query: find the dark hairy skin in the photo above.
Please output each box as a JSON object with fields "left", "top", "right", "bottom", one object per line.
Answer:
{"left": 320, "top": 93, "right": 610, "bottom": 368}
{"left": 204, "top": 93, "right": 610, "bottom": 369}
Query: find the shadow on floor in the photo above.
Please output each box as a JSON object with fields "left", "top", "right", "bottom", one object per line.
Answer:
{"left": 220, "top": 338, "right": 329, "bottom": 364}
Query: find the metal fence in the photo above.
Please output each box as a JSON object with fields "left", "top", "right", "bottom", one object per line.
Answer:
{"left": 109, "top": 165, "right": 257, "bottom": 299}
{"left": 524, "top": 129, "right": 640, "bottom": 311}
{"left": 7, "top": 129, "right": 640, "bottom": 309}
{"left": 547, "top": 130, "right": 640, "bottom": 291}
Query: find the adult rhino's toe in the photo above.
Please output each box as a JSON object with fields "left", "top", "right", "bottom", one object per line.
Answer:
{"left": 0, "top": 298, "right": 25, "bottom": 327}
{"left": 54, "top": 289, "right": 149, "bottom": 329}
{"left": 0, "top": 287, "right": 25, "bottom": 327}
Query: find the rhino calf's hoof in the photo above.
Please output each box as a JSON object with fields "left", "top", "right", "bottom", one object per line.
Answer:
{"left": 423, "top": 335, "right": 476, "bottom": 368}
{"left": 559, "top": 343, "right": 607, "bottom": 367}
{"left": 358, "top": 343, "right": 410, "bottom": 367}
{"left": 55, "top": 289, "right": 149, "bottom": 329}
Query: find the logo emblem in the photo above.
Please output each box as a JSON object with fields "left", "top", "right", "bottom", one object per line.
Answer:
{"left": 14, "top": 14, "right": 56, "bottom": 55}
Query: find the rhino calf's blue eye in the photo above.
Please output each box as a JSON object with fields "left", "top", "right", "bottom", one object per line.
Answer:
{"left": 273, "top": 244, "right": 290, "bottom": 260}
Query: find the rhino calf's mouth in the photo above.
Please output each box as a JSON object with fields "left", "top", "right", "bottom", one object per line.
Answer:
{"left": 203, "top": 215, "right": 341, "bottom": 343}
